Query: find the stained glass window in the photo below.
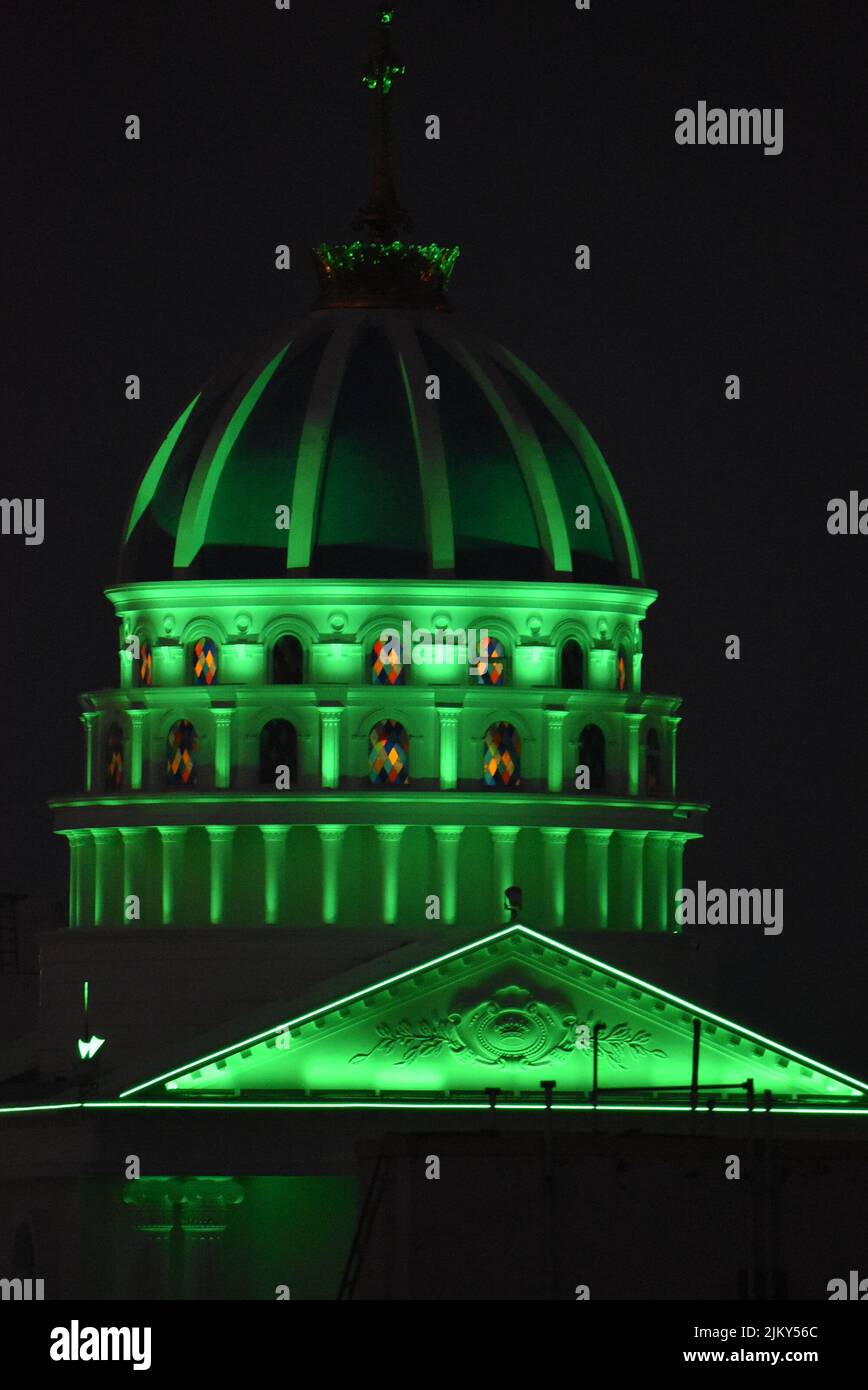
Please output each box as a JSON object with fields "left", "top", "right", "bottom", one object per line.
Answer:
{"left": 259, "top": 719, "right": 298, "bottom": 786}
{"left": 561, "top": 639, "right": 584, "bottom": 689}
{"left": 369, "top": 719, "right": 409, "bottom": 786}
{"left": 105, "top": 723, "right": 124, "bottom": 789}
{"left": 193, "top": 637, "right": 218, "bottom": 686}
{"left": 616, "top": 646, "right": 628, "bottom": 691}
{"left": 167, "top": 719, "right": 198, "bottom": 786}
{"left": 137, "top": 640, "right": 153, "bottom": 688}
{"left": 484, "top": 722, "right": 521, "bottom": 788}
{"left": 371, "top": 636, "right": 405, "bottom": 685}
{"left": 273, "top": 635, "right": 303, "bottom": 685}
{"left": 579, "top": 724, "right": 605, "bottom": 792}
{"left": 646, "top": 727, "right": 661, "bottom": 797}
{"left": 474, "top": 635, "right": 505, "bottom": 686}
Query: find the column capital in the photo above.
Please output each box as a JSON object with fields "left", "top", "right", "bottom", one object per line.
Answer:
{"left": 618, "top": 828, "right": 649, "bottom": 843}
{"left": 584, "top": 827, "right": 613, "bottom": 844}
{"left": 544, "top": 706, "right": 568, "bottom": 726}
{"left": 80, "top": 710, "right": 99, "bottom": 726}
{"left": 261, "top": 823, "right": 290, "bottom": 843}
{"left": 489, "top": 825, "right": 520, "bottom": 845}
{"left": 318, "top": 704, "right": 344, "bottom": 725}
{"left": 432, "top": 824, "right": 463, "bottom": 844}
{"left": 90, "top": 826, "right": 117, "bottom": 844}
{"left": 127, "top": 706, "right": 148, "bottom": 725}
{"left": 212, "top": 707, "right": 235, "bottom": 727}
{"left": 205, "top": 824, "right": 236, "bottom": 843}
{"left": 541, "top": 825, "right": 571, "bottom": 844}
{"left": 316, "top": 823, "right": 348, "bottom": 842}
{"left": 436, "top": 704, "right": 461, "bottom": 725}
{"left": 157, "top": 825, "right": 187, "bottom": 844}
{"left": 375, "top": 824, "right": 406, "bottom": 843}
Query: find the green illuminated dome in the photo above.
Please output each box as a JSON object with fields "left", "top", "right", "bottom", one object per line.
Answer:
{"left": 121, "top": 7, "right": 642, "bottom": 588}
{"left": 120, "top": 308, "right": 643, "bottom": 585}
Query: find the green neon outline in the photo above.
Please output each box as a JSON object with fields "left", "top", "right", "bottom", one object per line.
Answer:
{"left": 124, "top": 394, "right": 200, "bottom": 542}
{"left": 119, "top": 924, "right": 867, "bottom": 1098}
{"left": 1, "top": 1100, "right": 866, "bottom": 1116}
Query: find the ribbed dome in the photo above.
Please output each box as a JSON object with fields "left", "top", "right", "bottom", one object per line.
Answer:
{"left": 120, "top": 308, "right": 643, "bottom": 584}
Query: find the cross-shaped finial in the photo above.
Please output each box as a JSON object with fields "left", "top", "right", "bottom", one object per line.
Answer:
{"left": 362, "top": 8, "right": 405, "bottom": 95}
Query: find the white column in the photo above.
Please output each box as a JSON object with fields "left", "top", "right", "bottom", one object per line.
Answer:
{"left": 81, "top": 712, "right": 98, "bottom": 793}
{"left": 490, "top": 826, "right": 520, "bottom": 923}
{"left": 583, "top": 828, "right": 612, "bottom": 930}
{"left": 436, "top": 707, "right": 460, "bottom": 790}
{"left": 206, "top": 826, "right": 235, "bottom": 925}
{"left": 319, "top": 706, "right": 343, "bottom": 789}
{"left": 92, "top": 827, "right": 118, "bottom": 927}
{"left": 646, "top": 832, "right": 671, "bottom": 932}
{"left": 65, "top": 830, "right": 90, "bottom": 928}
{"left": 617, "top": 829, "right": 647, "bottom": 930}
{"left": 667, "top": 835, "right": 688, "bottom": 931}
{"left": 317, "top": 825, "right": 346, "bottom": 924}
{"left": 545, "top": 709, "right": 567, "bottom": 793}
{"left": 158, "top": 826, "right": 186, "bottom": 926}
{"left": 213, "top": 710, "right": 234, "bottom": 789}
{"left": 433, "top": 826, "right": 462, "bottom": 925}
{"left": 122, "top": 827, "right": 150, "bottom": 927}
{"left": 128, "top": 709, "right": 148, "bottom": 791}
{"left": 625, "top": 715, "right": 643, "bottom": 796}
{"left": 375, "top": 825, "right": 405, "bottom": 925}
{"left": 262, "top": 825, "right": 289, "bottom": 926}
{"left": 542, "top": 827, "right": 570, "bottom": 929}
{"left": 664, "top": 715, "right": 680, "bottom": 798}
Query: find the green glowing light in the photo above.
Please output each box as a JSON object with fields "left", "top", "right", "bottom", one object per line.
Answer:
{"left": 77, "top": 1036, "right": 106, "bottom": 1061}
{"left": 118, "top": 925, "right": 867, "bottom": 1102}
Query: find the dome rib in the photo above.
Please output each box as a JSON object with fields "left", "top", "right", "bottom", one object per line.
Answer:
{"left": 424, "top": 319, "right": 574, "bottom": 577}
{"left": 494, "top": 343, "right": 645, "bottom": 583}
{"left": 286, "top": 313, "right": 365, "bottom": 571}
{"left": 173, "top": 343, "right": 293, "bottom": 568}
{"left": 385, "top": 313, "right": 455, "bottom": 574}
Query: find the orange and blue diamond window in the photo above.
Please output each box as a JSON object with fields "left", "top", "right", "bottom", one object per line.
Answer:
{"left": 105, "top": 724, "right": 124, "bottom": 788}
{"left": 194, "top": 638, "right": 218, "bottom": 685}
{"left": 372, "top": 638, "right": 404, "bottom": 685}
{"left": 370, "top": 719, "right": 409, "bottom": 785}
{"left": 167, "top": 720, "right": 197, "bottom": 785}
{"left": 475, "top": 636, "right": 505, "bottom": 685}
{"left": 484, "top": 722, "right": 520, "bottom": 787}
{"left": 138, "top": 641, "right": 153, "bottom": 687}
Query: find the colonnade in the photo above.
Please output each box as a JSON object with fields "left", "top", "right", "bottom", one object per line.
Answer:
{"left": 61, "top": 824, "right": 690, "bottom": 933}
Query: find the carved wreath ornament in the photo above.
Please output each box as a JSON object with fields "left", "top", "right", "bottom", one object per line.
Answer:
{"left": 349, "top": 985, "right": 666, "bottom": 1069}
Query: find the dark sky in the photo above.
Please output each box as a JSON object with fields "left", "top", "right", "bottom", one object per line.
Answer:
{"left": 1, "top": 1, "right": 865, "bottom": 1073}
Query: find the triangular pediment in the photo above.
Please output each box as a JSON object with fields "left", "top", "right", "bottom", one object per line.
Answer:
{"left": 120, "top": 927, "right": 866, "bottom": 1108}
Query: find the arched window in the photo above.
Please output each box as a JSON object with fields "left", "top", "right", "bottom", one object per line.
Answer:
{"left": 579, "top": 724, "right": 606, "bottom": 792}
{"left": 369, "top": 720, "right": 409, "bottom": 786}
{"left": 371, "top": 635, "right": 405, "bottom": 685}
{"left": 193, "top": 637, "right": 218, "bottom": 686}
{"left": 646, "top": 727, "right": 661, "bottom": 797}
{"left": 137, "top": 640, "right": 153, "bottom": 688}
{"left": 484, "top": 722, "right": 521, "bottom": 788}
{"left": 273, "top": 635, "right": 303, "bottom": 685}
{"left": 474, "top": 635, "right": 505, "bottom": 686}
{"left": 167, "top": 720, "right": 198, "bottom": 786}
{"left": 259, "top": 719, "right": 298, "bottom": 787}
{"left": 561, "top": 639, "right": 584, "bottom": 689}
{"left": 616, "top": 646, "right": 628, "bottom": 691}
{"left": 105, "top": 723, "right": 124, "bottom": 789}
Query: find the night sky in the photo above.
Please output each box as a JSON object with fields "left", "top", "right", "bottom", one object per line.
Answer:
{"left": 2, "top": 2, "right": 865, "bottom": 1074}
